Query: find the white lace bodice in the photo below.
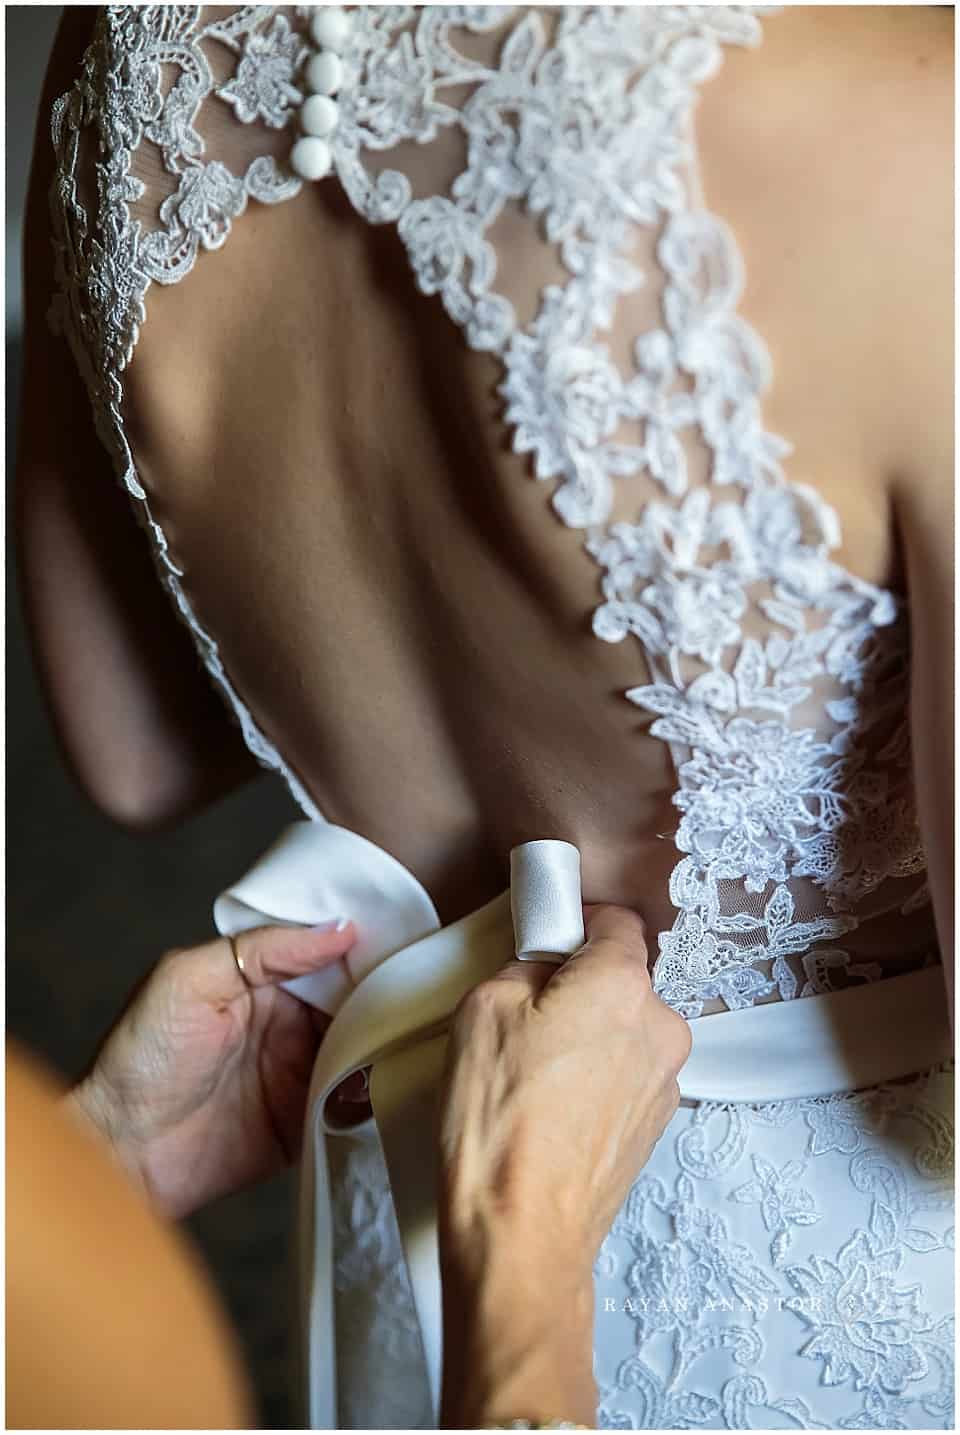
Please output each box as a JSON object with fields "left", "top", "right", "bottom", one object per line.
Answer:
{"left": 47, "top": 5, "right": 936, "bottom": 1018}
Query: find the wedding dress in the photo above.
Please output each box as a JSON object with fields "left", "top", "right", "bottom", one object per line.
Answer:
{"left": 46, "top": 6, "right": 954, "bottom": 1428}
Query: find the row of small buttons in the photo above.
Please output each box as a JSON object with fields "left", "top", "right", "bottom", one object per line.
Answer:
{"left": 291, "top": 8, "right": 352, "bottom": 181}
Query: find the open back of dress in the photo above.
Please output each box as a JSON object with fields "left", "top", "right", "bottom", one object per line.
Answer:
{"left": 47, "top": 7, "right": 953, "bottom": 1428}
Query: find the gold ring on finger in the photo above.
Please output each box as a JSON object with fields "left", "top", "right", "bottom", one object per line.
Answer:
{"left": 229, "top": 933, "right": 254, "bottom": 989}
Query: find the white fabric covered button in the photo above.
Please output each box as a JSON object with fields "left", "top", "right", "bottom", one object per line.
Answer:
{"left": 509, "top": 840, "right": 585, "bottom": 963}
{"left": 302, "top": 93, "right": 339, "bottom": 138}
{"left": 310, "top": 7, "right": 350, "bottom": 52}
{"left": 305, "top": 49, "right": 344, "bottom": 95}
{"left": 290, "top": 135, "right": 333, "bottom": 181}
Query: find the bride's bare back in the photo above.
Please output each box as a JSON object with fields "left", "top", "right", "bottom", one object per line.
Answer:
{"left": 19, "top": 7, "right": 952, "bottom": 1007}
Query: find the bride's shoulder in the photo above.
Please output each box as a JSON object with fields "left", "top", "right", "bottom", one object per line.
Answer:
{"left": 768, "top": 3, "right": 952, "bottom": 62}
{"left": 771, "top": 4, "right": 953, "bottom": 493}
{"left": 845, "top": 6, "right": 953, "bottom": 491}
{"left": 759, "top": 5, "right": 951, "bottom": 125}
{"left": 842, "top": 5, "right": 953, "bottom": 142}
{"left": 755, "top": 5, "right": 950, "bottom": 130}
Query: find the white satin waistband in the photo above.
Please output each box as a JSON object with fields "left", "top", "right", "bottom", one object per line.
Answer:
{"left": 216, "top": 820, "right": 950, "bottom": 1108}
{"left": 213, "top": 820, "right": 952, "bottom": 1427}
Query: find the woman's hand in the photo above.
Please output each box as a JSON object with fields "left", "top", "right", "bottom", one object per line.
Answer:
{"left": 70, "top": 922, "right": 356, "bottom": 1218}
{"left": 437, "top": 904, "right": 691, "bottom": 1428}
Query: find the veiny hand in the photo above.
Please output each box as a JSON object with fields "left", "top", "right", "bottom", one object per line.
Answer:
{"left": 437, "top": 903, "right": 692, "bottom": 1428}
{"left": 70, "top": 922, "right": 356, "bottom": 1218}
{"left": 440, "top": 902, "right": 691, "bottom": 1271}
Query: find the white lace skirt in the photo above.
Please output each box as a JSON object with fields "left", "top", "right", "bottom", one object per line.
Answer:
{"left": 330, "top": 1063, "right": 955, "bottom": 1431}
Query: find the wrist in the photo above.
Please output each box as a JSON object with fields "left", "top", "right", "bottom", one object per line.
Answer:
{"left": 440, "top": 1220, "right": 596, "bottom": 1428}
{"left": 70, "top": 1076, "right": 214, "bottom": 1221}
{"left": 67, "top": 1078, "right": 149, "bottom": 1201}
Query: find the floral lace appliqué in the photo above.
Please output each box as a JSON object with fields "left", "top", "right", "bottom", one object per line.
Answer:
{"left": 595, "top": 1069, "right": 954, "bottom": 1431}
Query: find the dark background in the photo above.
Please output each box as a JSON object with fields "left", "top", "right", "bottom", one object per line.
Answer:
{"left": 7, "top": 7, "right": 302, "bottom": 1425}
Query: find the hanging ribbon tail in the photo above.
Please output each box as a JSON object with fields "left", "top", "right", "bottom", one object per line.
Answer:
{"left": 212, "top": 827, "right": 587, "bottom": 1427}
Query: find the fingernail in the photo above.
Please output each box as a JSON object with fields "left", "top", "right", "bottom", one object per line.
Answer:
{"left": 310, "top": 917, "right": 349, "bottom": 933}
